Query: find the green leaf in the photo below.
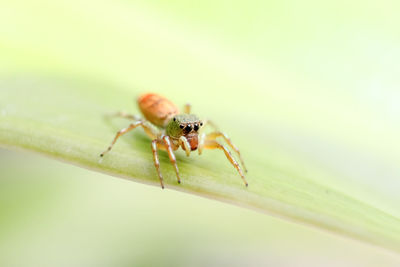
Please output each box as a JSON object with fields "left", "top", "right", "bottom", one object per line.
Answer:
{"left": 1, "top": 0, "right": 400, "bottom": 254}
{"left": 1, "top": 76, "right": 400, "bottom": 253}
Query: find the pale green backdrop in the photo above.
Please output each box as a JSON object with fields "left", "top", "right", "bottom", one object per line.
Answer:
{"left": 1, "top": 0, "right": 400, "bottom": 266}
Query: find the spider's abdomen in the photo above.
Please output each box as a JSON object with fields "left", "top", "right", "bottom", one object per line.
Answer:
{"left": 138, "top": 93, "right": 179, "bottom": 127}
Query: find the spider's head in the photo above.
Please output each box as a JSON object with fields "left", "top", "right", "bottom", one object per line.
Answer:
{"left": 166, "top": 114, "right": 203, "bottom": 137}
{"left": 166, "top": 114, "right": 203, "bottom": 150}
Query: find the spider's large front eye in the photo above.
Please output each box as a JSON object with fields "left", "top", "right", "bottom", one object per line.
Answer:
{"left": 184, "top": 124, "right": 192, "bottom": 134}
{"left": 193, "top": 124, "right": 199, "bottom": 131}
{"left": 179, "top": 124, "right": 184, "bottom": 129}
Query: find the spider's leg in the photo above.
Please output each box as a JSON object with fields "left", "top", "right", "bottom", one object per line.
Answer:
{"left": 205, "top": 131, "right": 247, "bottom": 172}
{"left": 162, "top": 136, "right": 181, "bottom": 184}
{"left": 183, "top": 103, "right": 191, "bottom": 114}
{"left": 179, "top": 136, "right": 191, "bottom": 157}
{"left": 151, "top": 139, "right": 164, "bottom": 189}
{"left": 106, "top": 111, "right": 141, "bottom": 121}
{"left": 201, "top": 119, "right": 219, "bottom": 132}
{"left": 100, "top": 121, "right": 158, "bottom": 157}
{"left": 200, "top": 139, "right": 248, "bottom": 187}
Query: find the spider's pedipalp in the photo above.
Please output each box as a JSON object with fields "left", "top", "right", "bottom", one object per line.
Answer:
{"left": 179, "top": 136, "right": 191, "bottom": 157}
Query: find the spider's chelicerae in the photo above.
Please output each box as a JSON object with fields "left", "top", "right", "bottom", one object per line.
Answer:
{"left": 100, "top": 93, "right": 247, "bottom": 189}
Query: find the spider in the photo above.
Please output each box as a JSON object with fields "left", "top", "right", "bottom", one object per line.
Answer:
{"left": 100, "top": 93, "right": 247, "bottom": 189}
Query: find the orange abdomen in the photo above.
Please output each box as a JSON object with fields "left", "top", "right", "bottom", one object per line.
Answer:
{"left": 138, "top": 93, "right": 179, "bottom": 127}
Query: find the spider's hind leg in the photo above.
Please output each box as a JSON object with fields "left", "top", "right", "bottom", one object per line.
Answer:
{"left": 106, "top": 111, "right": 141, "bottom": 121}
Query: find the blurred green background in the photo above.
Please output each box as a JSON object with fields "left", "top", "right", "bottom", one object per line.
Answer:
{"left": 1, "top": 0, "right": 400, "bottom": 266}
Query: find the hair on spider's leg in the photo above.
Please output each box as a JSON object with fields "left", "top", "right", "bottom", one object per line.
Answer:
{"left": 100, "top": 121, "right": 158, "bottom": 157}
{"left": 183, "top": 103, "right": 191, "bottom": 114}
{"left": 162, "top": 136, "right": 181, "bottom": 184}
{"left": 203, "top": 140, "right": 248, "bottom": 187}
{"left": 205, "top": 131, "right": 247, "bottom": 173}
{"left": 151, "top": 139, "right": 164, "bottom": 189}
{"left": 179, "top": 136, "right": 191, "bottom": 157}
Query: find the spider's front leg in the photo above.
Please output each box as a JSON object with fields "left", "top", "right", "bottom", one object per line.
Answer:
{"left": 100, "top": 120, "right": 158, "bottom": 157}
{"left": 151, "top": 136, "right": 182, "bottom": 188}
{"left": 204, "top": 131, "right": 247, "bottom": 173}
{"left": 198, "top": 134, "right": 248, "bottom": 187}
{"left": 162, "top": 136, "right": 181, "bottom": 184}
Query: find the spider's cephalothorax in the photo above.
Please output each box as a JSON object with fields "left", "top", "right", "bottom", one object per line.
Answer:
{"left": 166, "top": 114, "right": 203, "bottom": 151}
{"left": 100, "top": 93, "right": 247, "bottom": 189}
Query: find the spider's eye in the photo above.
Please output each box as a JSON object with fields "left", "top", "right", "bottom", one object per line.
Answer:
{"left": 179, "top": 124, "right": 184, "bottom": 129}
{"left": 173, "top": 118, "right": 176, "bottom": 121}
{"left": 194, "top": 124, "right": 199, "bottom": 131}
{"left": 184, "top": 124, "right": 192, "bottom": 134}
{"left": 200, "top": 122, "right": 203, "bottom": 126}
